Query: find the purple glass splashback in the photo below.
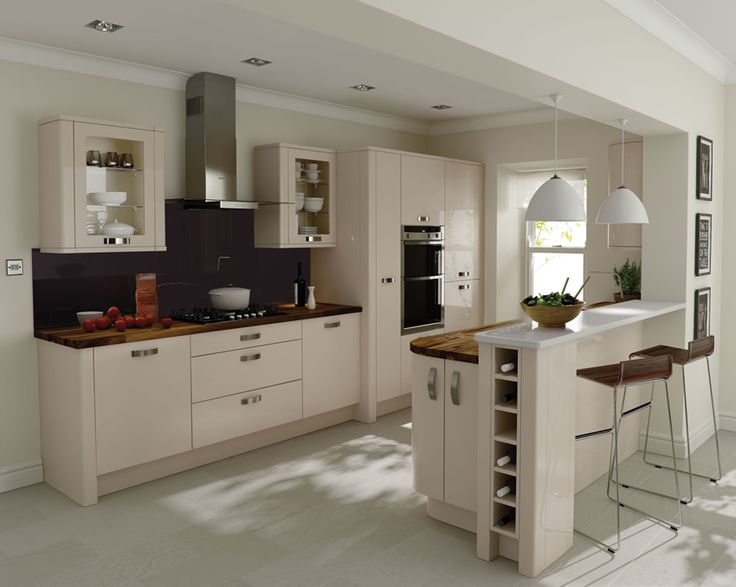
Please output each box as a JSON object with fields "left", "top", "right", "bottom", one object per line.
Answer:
{"left": 32, "top": 201, "right": 309, "bottom": 328}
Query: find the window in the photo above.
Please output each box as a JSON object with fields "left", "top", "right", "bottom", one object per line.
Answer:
{"left": 520, "top": 169, "right": 587, "bottom": 297}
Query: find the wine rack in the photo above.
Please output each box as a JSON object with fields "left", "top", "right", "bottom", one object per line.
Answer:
{"left": 491, "top": 347, "right": 519, "bottom": 539}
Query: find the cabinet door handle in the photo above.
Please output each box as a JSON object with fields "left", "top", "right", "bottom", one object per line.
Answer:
{"left": 417, "top": 215, "right": 430, "bottom": 222}
{"left": 131, "top": 347, "right": 158, "bottom": 358}
{"left": 458, "top": 284, "right": 471, "bottom": 290}
{"left": 427, "top": 366, "right": 437, "bottom": 400}
{"left": 381, "top": 277, "right": 395, "bottom": 284}
{"left": 240, "top": 352, "right": 262, "bottom": 362}
{"left": 306, "top": 236, "right": 322, "bottom": 243}
{"left": 450, "top": 371, "right": 460, "bottom": 406}
{"left": 240, "top": 332, "right": 261, "bottom": 341}
{"left": 240, "top": 394, "right": 262, "bottom": 406}
{"left": 324, "top": 321, "right": 341, "bottom": 329}
{"left": 458, "top": 271, "right": 470, "bottom": 277}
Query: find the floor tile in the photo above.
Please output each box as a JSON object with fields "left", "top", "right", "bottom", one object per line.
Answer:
{"left": 0, "top": 539, "right": 100, "bottom": 586}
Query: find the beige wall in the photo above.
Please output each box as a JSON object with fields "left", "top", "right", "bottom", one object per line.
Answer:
{"left": 430, "top": 118, "right": 642, "bottom": 322}
{"left": 0, "top": 58, "right": 428, "bottom": 476}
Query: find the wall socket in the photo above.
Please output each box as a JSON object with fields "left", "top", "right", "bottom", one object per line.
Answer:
{"left": 6, "top": 259, "right": 23, "bottom": 276}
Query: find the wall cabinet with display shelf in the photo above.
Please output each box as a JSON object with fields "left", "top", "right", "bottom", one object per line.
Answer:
{"left": 39, "top": 116, "right": 165, "bottom": 253}
{"left": 253, "top": 143, "right": 336, "bottom": 248}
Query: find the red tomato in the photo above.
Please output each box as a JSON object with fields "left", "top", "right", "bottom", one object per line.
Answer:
{"left": 95, "top": 316, "right": 111, "bottom": 330}
{"left": 145, "top": 315, "right": 156, "bottom": 326}
{"left": 106, "top": 306, "right": 121, "bottom": 321}
{"left": 114, "top": 319, "right": 126, "bottom": 332}
{"left": 124, "top": 315, "right": 135, "bottom": 328}
{"left": 135, "top": 316, "right": 147, "bottom": 328}
{"left": 160, "top": 317, "right": 173, "bottom": 329}
{"left": 82, "top": 319, "right": 96, "bottom": 333}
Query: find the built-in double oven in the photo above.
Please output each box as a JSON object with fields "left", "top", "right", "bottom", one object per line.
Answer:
{"left": 402, "top": 225, "right": 444, "bottom": 334}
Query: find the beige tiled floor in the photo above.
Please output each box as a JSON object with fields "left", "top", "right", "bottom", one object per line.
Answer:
{"left": 0, "top": 410, "right": 734, "bottom": 586}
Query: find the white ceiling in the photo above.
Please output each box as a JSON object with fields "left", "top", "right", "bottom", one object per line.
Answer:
{"left": 0, "top": 0, "right": 540, "bottom": 123}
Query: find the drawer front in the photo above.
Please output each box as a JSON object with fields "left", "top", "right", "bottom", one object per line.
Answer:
{"left": 190, "top": 320, "right": 302, "bottom": 356}
{"left": 302, "top": 313, "right": 360, "bottom": 418}
{"left": 191, "top": 339, "right": 302, "bottom": 403}
{"left": 94, "top": 336, "right": 192, "bottom": 475}
{"left": 193, "top": 380, "right": 303, "bottom": 448}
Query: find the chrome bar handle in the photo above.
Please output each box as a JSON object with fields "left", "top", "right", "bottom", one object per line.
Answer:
{"left": 427, "top": 366, "right": 437, "bottom": 400}
{"left": 324, "top": 321, "right": 341, "bottom": 329}
{"left": 458, "top": 271, "right": 470, "bottom": 277}
{"left": 240, "top": 352, "right": 262, "bottom": 362}
{"left": 131, "top": 348, "right": 158, "bottom": 358}
{"left": 417, "top": 215, "right": 430, "bottom": 222}
{"left": 104, "top": 237, "right": 131, "bottom": 245}
{"left": 450, "top": 371, "right": 460, "bottom": 405}
{"left": 381, "top": 277, "right": 395, "bottom": 284}
{"left": 240, "top": 333, "right": 261, "bottom": 341}
{"left": 240, "top": 394, "right": 262, "bottom": 406}
{"left": 458, "top": 284, "right": 471, "bottom": 290}
{"left": 305, "top": 236, "right": 322, "bottom": 242}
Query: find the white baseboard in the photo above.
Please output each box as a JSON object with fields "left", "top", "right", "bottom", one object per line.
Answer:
{"left": 0, "top": 459, "right": 43, "bottom": 493}
{"left": 719, "top": 411, "right": 736, "bottom": 432}
{"left": 640, "top": 416, "right": 716, "bottom": 460}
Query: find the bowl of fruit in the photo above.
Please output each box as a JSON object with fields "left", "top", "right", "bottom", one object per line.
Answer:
{"left": 520, "top": 278, "right": 587, "bottom": 328}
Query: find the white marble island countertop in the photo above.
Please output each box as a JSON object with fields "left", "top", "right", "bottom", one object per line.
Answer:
{"left": 474, "top": 300, "right": 686, "bottom": 349}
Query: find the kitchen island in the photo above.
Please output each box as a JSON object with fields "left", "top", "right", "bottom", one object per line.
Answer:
{"left": 410, "top": 300, "right": 685, "bottom": 577}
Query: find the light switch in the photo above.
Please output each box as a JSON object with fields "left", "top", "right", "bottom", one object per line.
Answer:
{"left": 6, "top": 259, "right": 23, "bottom": 276}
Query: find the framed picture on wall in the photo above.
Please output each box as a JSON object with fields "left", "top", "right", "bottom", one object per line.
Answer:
{"left": 695, "top": 212, "right": 712, "bottom": 276}
{"left": 694, "top": 287, "right": 711, "bottom": 339}
{"left": 697, "top": 135, "right": 713, "bottom": 200}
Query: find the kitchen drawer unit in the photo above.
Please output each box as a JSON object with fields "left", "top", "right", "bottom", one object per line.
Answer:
{"left": 192, "top": 380, "right": 303, "bottom": 448}
{"left": 191, "top": 339, "right": 302, "bottom": 403}
{"left": 94, "top": 336, "right": 192, "bottom": 475}
{"left": 190, "top": 320, "right": 302, "bottom": 356}
{"left": 302, "top": 313, "right": 360, "bottom": 418}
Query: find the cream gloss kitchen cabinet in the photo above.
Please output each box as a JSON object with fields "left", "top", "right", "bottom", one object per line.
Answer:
{"left": 401, "top": 154, "right": 445, "bottom": 226}
{"left": 39, "top": 116, "right": 165, "bottom": 253}
{"left": 94, "top": 337, "right": 191, "bottom": 475}
{"left": 253, "top": 143, "right": 337, "bottom": 248}
{"left": 412, "top": 355, "right": 478, "bottom": 514}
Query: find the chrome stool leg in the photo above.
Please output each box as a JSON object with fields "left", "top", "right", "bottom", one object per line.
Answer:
{"left": 706, "top": 357, "right": 723, "bottom": 483}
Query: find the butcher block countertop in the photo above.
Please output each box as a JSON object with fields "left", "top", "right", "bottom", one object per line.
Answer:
{"left": 35, "top": 303, "right": 362, "bottom": 350}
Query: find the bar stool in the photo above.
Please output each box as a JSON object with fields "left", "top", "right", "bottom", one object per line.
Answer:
{"left": 575, "top": 355, "right": 682, "bottom": 553}
{"left": 627, "top": 335, "right": 722, "bottom": 503}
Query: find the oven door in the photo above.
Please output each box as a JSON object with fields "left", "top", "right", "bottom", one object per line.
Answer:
{"left": 403, "top": 241, "right": 443, "bottom": 279}
{"left": 402, "top": 276, "right": 444, "bottom": 334}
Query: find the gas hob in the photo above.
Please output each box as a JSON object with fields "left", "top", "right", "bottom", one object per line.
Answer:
{"left": 171, "top": 305, "right": 283, "bottom": 324}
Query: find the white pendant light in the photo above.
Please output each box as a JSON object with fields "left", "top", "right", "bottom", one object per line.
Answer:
{"left": 595, "top": 118, "right": 649, "bottom": 224}
{"left": 525, "top": 94, "right": 586, "bottom": 222}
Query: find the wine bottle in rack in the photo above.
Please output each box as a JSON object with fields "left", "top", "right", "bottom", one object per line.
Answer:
{"left": 500, "top": 361, "right": 516, "bottom": 373}
{"left": 496, "top": 447, "right": 516, "bottom": 467}
{"left": 497, "top": 513, "right": 513, "bottom": 527}
{"left": 496, "top": 480, "right": 516, "bottom": 498}
{"left": 501, "top": 391, "right": 517, "bottom": 403}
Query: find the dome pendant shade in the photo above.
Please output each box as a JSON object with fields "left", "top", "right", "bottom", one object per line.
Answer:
{"left": 596, "top": 186, "right": 649, "bottom": 224}
{"left": 525, "top": 175, "right": 586, "bottom": 221}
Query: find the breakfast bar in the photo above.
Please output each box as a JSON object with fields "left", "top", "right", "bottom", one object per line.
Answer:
{"left": 410, "top": 300, "right": 686, "bottom": 577}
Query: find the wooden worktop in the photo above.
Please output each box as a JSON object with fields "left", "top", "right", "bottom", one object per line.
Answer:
{"left": 35, "top": 303, "right": 362, "bottom": 350}
{"left": 410, "top": 303, "right": 619, "bottom": 363}
{"left": 410, "top": 320, "right": 522, "bottom": 364}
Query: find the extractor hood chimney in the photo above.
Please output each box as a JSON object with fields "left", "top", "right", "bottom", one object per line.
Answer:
{"left": 184, "top": 72, "right": 257, "bottom": 209}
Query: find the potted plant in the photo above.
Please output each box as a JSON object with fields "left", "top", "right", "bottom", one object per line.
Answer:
{"left": 613, "top": 258, "right": 641, "bottom": 302}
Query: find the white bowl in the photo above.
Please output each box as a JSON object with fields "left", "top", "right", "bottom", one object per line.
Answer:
{"left": 88, "top": 192, "right": 127, "bottom": 206}
{"left": 306, "top": 163, "right": 319, "bottom": 171}
{"left": 101, "top": 220, "right": 135, "bottom": 237}
{"left": 304, "top": 197, "right": 324, "bottom": 213}
{"left": 77, "top": 311, "right": 103, "bottom": 325}
{"left": 209, "top": 286, "right": 251, "bottom": 310}
{"left": 295, "top": 192, "right": 305, "bottom": 211}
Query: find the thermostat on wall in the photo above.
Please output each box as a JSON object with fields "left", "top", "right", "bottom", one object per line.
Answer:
{"left": 6, "top": 259, "right": 23, "bottom": 276}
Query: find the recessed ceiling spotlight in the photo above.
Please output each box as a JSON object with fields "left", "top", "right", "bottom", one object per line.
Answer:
{"left": 350, "top": 84, "right": 376, "bottom": 92}
{"left": 431, "top": 104, "right": 452, "bottom": 110}
{"left": 86, "top": 20, "right": 124, "bottom": 33}
{"left": 242, "top": 57, "right": 272, "bottom": 67}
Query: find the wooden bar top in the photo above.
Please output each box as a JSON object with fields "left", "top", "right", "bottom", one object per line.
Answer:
{"left": 410, "top": 321, "right": 522, "bottom": 364}
{"left": 35, "top": 303, "right": 362, "bottom": 350}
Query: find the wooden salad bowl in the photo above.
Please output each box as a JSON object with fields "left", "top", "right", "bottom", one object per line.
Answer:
{"left": 519, "top": 301, "right": 584, "bottom": 328}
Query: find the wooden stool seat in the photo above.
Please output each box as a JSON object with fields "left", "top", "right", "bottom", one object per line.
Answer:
{"left": 576, "top": 363, "right": 622, "bottom": 387}
{"left": 577, "top": 355, "right": 673, "bottom": 389}
{"left": 630, "top": 344, "right": 691, "bottom": 365}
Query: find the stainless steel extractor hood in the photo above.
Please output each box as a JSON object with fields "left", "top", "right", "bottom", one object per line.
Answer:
{"left": 184, "top": 72, "right": 258, "bottom": 209}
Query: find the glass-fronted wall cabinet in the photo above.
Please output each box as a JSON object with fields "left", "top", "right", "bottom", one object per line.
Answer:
{"left": 253, "top": 143, "right": 336, "bottom": 248}
{"left": 39, "top": 116, "right": 165, "bottom": 253}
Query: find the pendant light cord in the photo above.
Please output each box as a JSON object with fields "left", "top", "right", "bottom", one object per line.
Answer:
{"left": 621, "top": 121, "right": 625, "bottom": 187}
{"left": 555, "top": 99, "right": 558, "bottom": 175}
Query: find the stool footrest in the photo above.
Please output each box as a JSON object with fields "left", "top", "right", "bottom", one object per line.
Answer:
{"left": 621, "top": 401, "right": 651, "bottom": 418}
{"left": 576, "top": 427, "right": 612, "bottom": 441}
